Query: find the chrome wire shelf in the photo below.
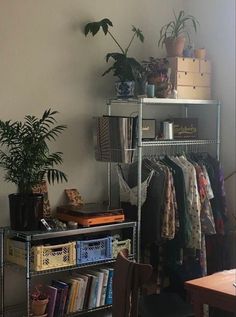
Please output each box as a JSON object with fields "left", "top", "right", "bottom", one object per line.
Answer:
{"left": 5, "top": 221, "right": 136, "bottom": 241}
{"left": 66, "top": 304, "right": 112, "bottom": 316}
{"left": 107, "top": 97, "right": 219, "bottom": 106}
{"left": 29, "top": 256, "right": 133, "bottom": 276}
{"left": 142, "top": 139, "right": 217, "bottom": 147}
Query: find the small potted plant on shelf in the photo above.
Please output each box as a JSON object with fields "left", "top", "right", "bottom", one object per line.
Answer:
{"left": 142, "top": 57, "right": 171, "bottom": 97}
{"left": 158, "top": 10, "right": 199, "bottom": 57}
{"left": 0, "top": 109, "right": 68, "bottom": 231}
{"left": 31, "top": 284, "right": 49, "bottom": 316}
{"left": 84, "top": 18, "right": 144, "bottom": 98}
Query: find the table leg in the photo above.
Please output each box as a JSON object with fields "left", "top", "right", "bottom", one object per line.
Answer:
{"left": 192, "top": 299, "right": 204, "bottom": 317}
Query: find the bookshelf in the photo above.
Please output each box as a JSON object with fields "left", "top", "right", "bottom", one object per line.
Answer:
{"left": 0, "top": 221, "right": 136, "bottom": 316}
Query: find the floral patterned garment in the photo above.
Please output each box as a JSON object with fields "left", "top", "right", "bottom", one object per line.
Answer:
{"left": 177, "top": 156, "right": 202, "bottom": 250}
{"left": 161, "top": 167, "right": 179, "bottom": 240}
{"left": 199, "top": 165, "right": 216, "bottom": 235}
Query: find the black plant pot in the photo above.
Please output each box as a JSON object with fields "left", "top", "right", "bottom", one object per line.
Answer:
{"left": 9, "top": 193, "right": 44, "bottom": 231}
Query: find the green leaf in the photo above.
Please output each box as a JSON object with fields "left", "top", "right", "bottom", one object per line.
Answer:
{"left": 0, "top": 109, "right": 67, "bottom": 193}
{"left": 132, "top": 26, "right": 144, "bottom": 42}
{"left": 84, "top": 18, "right": 113, "bottom": 36}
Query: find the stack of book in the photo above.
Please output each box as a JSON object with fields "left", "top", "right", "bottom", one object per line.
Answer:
{"left": 45, "top": 267, "right": 114, "bottom": 316}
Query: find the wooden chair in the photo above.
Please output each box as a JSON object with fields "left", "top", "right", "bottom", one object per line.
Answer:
{"left": 112, "top": 252, "right": 194, "bottom": 317}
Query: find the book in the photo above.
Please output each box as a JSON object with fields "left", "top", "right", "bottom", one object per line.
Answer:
{"left": 74, "top": 277, "right": 84, "bottom": 312}
{"left": 73, "top": 273, "right": 89, "bottom": 310}
{"left": 99, "top": 268, "right": 109, "bottom": 306}
{"left": 88, "top": 274, "right": 99, "bottom": 309}
{"left": 93, "top": 270, "right": 105, "bottom": 307}
{"left": 52, "top": 280, "right": 69, "bottom": 317}
{"left": 64, "top": 282, "right": 72, "bottom": 315}
{"left": 105, "top": 268, "right": 114, "bottom": 305}
{"left": 83, "top": 274, "right": 93, "bottom": 309}
{"left": 66, "top": 279, "right": 77, "bottom": 314}
{"left": 70, "top": 278, "right": 79, "bottom": 313}
{"left": 46, "top": 285, "right": 58, "bottom": 317}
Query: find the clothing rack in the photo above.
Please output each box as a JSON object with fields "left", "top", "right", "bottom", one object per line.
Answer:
{"left": 107, "top": 98, "right": 221, "bottom": 262}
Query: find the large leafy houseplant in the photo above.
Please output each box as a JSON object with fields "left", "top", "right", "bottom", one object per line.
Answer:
{"left": 158, "top": 10, "right": 199, "bottom": 57}
{"left": 84, "top": 18, "right": 144, "bottom": 97}
{"left": 0, "top": 109, "right": 67, "bottom": 230}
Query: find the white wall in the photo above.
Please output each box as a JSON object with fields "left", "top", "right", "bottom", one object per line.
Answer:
{"left": 0, "top": 0, "right": 185, "bottom": 307}
{"left": 0, "top": 0, "right": 184, "bottom": 227}
{"left": 184, "top": 0, "right": 236, "bottom": 226}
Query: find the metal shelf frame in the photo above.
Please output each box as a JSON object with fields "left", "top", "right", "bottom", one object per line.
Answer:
{"left": 1, "top": 221, "right": 136, "bottom": 317}
{"left": 107, "top": 97, "right": 221, "bottom": 262}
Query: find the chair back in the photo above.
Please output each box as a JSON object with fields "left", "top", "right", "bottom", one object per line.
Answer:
{"left": 112, "top": 252, "right": 152, "bottom": 317}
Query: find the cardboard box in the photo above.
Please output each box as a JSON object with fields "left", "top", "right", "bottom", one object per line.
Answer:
{"left": 173, "top": 118, "right": 198, "bottom": 139}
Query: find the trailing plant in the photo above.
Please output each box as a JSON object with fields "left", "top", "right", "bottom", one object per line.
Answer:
{"left": 84, "top": 18, "right": 144, "bottom": 82}
{"left": 0, "top": 109, "right": 67, "bottom": 194}
{"left": 158, "top": 10, "right": 199, "bottom": 47}
{"left": 142, "top": 57, "right": 169, "bottom": 78}
{"left": 31, "top": 284, "right": 48, "bottom": 301}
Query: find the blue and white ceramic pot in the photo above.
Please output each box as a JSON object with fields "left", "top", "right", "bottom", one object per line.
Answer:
{"left": 115, "top": 81, "right": 135, "bottom": 98}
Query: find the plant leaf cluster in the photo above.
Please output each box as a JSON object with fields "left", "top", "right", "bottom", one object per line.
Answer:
{"left": 31, "top": 284, "right": 48, "bottom": 301}
{"left": 84, "top": 18, "right": 144, "bottom": 82}
{"left": 158, "top": 10, "right": 199, "bottom": 47}
{"left": 142, "top": 57, "right": 169, "bottom": 77}
{"left": 0, "top": 109, "right": 67, "bottom": 194}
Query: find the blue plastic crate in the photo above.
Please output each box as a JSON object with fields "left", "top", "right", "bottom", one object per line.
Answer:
{"left": 76, "top": 236, "right": 112, "bottom": 264}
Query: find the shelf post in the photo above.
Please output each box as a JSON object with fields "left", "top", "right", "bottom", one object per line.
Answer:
{"left": 26, "top": 239, "right": 31, "bottom": 317}
{"left": 0, "top": 229, "right": 4, "bottom": 317}
{"left": 107, "top": 100, "right": 112, "bottom": 208}
{"left": 137, "top": 98, "right": 143, "bottom": 262}
{"left": 216, "top": 101, "right": 221, "bottom": 160}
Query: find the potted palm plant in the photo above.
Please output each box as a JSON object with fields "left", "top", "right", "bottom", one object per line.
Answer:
{"left": 158, "top": 10, "right": 199, "bottom": 57}
{"left": 84, "top": 18, "right": 144, "bottom": 98}
{"left": 0, "top": 109, "right": 67, "bottom": 231}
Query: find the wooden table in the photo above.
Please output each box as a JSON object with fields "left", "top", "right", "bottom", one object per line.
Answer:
{"left": 185, "top": 269, "right": 236, "bottom": 316}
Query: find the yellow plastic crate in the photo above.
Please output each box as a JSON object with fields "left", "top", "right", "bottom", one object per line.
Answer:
{"left": 112, "top": 239, "right": 131, "bottom": 258}
{"left": 6, "top": 239, "right": 76, "bottom": 271}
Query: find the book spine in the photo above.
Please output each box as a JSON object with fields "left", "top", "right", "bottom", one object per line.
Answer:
{"left": 105, "top": 269, "right": 114, "bottom": 305}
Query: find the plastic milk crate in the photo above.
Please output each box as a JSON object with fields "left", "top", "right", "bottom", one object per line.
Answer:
{"left": 112, "top": 239, "right": 131, "bottom": 258}
{"left": 6, "top": 238, "right": 76, "bottom": 271}
{"left": 76, "top": 236, "right": 112, "bottom": 264}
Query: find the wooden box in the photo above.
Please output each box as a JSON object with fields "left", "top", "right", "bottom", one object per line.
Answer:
{"left": 175, "top": 72, "right": 211, "bottom": 87}
{"left": 194, "top": 73, "right": 211, "bottom": 87}
{"left": 169, "top": 57, "right": 199, "bottom": 73}
{"left": 177, "top": 86, "right": 211, "bottom": 100}
{"left": 200, "top": 60, "right": 211, "bottom": 73}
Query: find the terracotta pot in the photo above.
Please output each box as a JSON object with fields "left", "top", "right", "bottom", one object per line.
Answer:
{"left": 165, "top": 36, "right": 186, "bottom": 57}
{"left": 31, "top": 298, "right": 49, "bottom": 316}
{"left": 194, "top": 48, "right": 206, "bottom": 59}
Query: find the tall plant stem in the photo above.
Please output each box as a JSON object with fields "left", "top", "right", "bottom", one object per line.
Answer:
{"left": 108, "top": 30, "right": 125, "bottom": 54}
{"left": 125, "top": 32, "right": 136, "bottom": 55}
